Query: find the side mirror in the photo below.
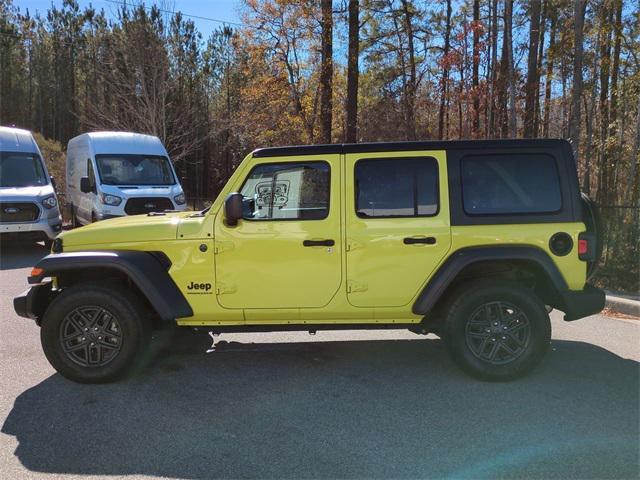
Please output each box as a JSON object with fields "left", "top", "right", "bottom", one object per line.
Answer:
{"left": 50, "top": 175, "right": 57, "bottom": 191}
{"left": 80, "top": 176, "right": 92, "bottom": 194}
{"left": 224, "top": 192, "right": 243, "bottom": 226}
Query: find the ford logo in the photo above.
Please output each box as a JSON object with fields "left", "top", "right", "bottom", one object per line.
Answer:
{"left": 144, "top": 203, "right": 156, "bottom": 209}
{"left": 4, "top": 207, "right": 19, "bottom": 214}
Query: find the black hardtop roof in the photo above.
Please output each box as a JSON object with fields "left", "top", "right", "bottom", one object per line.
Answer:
{"left": 252, "top": 138, "right": 570, "bottom": 158}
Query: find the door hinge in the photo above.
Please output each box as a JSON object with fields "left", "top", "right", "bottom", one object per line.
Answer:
{"left": 346, "top": 240, "right": 364, "bottom": 252}
{"left": 216, "top": 283, "right": 237, "bottom": 295}
{"left": 347, "top": 280, "right": 368, "bottom": 293}
{"left": 214, "top": 241, "right": 234, "bottom": 254}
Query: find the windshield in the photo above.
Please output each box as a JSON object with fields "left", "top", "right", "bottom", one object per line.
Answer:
{"left": 95, "top": 154, "right": 176, "bottom": 186}
{"left": 0, "top": 152, "right": 48, "bottom": 187}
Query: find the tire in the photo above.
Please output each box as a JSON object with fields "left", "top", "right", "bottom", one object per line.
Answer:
{"left": 43, "top": 238, "right": 53, "bottom": 250}
{"left": 443, "top": 281, "right": 551, "bottom": 381}
{"left": 40, "top": 282, "right": 151, "bottom": 383}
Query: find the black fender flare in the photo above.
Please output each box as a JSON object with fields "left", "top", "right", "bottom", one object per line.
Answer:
{"left": 412, "top": 246, "right": 569, "bottom": 316}
{"left": 29, "top": 250, "right": 193, "bottom": 321}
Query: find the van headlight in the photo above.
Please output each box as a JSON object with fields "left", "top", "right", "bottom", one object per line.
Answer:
{"left": 100, "top": 193, "right": 122, "bottom": 206}
{"left": 41, "top": 195, "right": 57, "bottom": 209}
{"left": 174, "top": 193, "right": 186, "bottom": 205}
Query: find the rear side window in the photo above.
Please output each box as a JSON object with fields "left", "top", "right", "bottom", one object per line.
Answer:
{"left": 461, "top": 154, "right": 561, "bottom": 215}
{"left": 355, "top": 158, "right": 439, "bottom": 218}
{"left": 240, "top": 161, "right": 330, "bottom": 220}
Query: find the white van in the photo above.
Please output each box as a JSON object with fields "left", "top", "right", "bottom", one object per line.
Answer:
{"left": 66, "top": 132, "right": 187, "bottom": 225}
{"left": 0, "top": 126, "right": 62, "bottom": 246}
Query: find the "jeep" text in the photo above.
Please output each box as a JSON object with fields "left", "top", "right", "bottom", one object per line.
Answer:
{"left": 187, "top": 282, "right": 212, "bottom": 291}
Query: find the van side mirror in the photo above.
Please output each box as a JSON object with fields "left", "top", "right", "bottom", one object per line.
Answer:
{"left": 80, "top": 176, "right": 93, "bottom": 194}
{"left": 224, "top": 193, "right": 243, "bottom": 226}
{"left": 50, "top": 176, "right": 57, "bottom": 191}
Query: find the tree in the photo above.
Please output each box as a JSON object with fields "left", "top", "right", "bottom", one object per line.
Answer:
{"left": 319, "top": 0, "right": 333, "bottom": 143}
{"left": 523, "top": 0, "right": 541, "bottom": 137}
{"left": 472, "top": 0, "right": 480, "bottom": 137}
{"left": 568, "top": 0, "right": 585, "bottom": 158}
{"left": 438, "top": 0, "right": 452, "bottom": 139}
{"left": 345, "top": 0, "right": 359, "bottom": 143}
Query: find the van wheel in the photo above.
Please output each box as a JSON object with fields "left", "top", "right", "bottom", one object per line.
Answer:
{"left": 40, "top": 283, "right": 151, "bottom": 383}
{"left": 443, "top": 281, "right": 551, "bottom": 381}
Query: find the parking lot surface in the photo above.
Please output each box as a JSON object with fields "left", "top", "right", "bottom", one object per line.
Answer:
{"left": 1, "top": 243, "right": 639, "bottom": 479}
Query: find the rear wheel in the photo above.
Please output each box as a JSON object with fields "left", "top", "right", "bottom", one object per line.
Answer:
{"left": 443, "top": 281, "right": 551, "bottom": 381}
{"left": 40, "top": 283, "right": 151, "bottom": 383}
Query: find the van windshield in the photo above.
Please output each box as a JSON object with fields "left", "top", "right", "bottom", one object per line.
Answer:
{"left": 95, "top": 154, "right": 176, "bottom": 186}
{"left": 0, "top": 152, "right": 48, "bottom": 187}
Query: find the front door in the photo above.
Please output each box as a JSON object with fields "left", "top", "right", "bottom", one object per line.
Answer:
{"left": 345, "top": 151, "right": 451, "bottom": 308}
{"left": 214, "top": 155, "right": 342, "bottom": 310}
{"left": 79, "top": 158, "right": 97, "bottom": 223}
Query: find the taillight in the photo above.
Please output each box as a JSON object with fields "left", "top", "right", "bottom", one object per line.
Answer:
{"left": 578, "top": 239, "right": 588, "bottom": 256}
{"left": 578, "top": 233, "right": 595, "bottom": 261}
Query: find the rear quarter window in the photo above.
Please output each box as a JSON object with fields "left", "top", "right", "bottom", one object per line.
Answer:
{"left": 461, "top": 153, "right": 562, "bottom": 215}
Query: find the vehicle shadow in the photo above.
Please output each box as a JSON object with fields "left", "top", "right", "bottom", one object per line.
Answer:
{"left": 0, "top": 242, "right": 48, "bottom": 270}
{"left": 2, "top": 334, "right": 639, "bottom": 479}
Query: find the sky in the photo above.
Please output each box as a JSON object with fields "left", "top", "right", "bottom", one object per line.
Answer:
{"left": 13, "top": 0, "right": 243, "bottom": 38}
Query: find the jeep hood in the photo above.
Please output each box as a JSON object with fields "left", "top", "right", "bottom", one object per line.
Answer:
{"left": 59, "top": 212, "right": 190, "bottom": 247}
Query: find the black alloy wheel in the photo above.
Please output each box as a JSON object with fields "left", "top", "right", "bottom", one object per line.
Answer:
{"left": 464, "top": 301, "right": 531, "bottom": 365}
{"left": 59, "top": 305, "right": 123, "bottom": 368}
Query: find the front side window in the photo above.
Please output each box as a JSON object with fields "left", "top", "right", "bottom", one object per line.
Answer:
{"left": 355, "top": 158, "right": 439, "bottom": 218}
{"left": 461, "top": 154, "right": 562, "bottom": 215}
{"left": 95, "top": 154, "right": 176, "bottom": 186}
{"left": 0, "top": 152, "right": 47, "bottom": 187}
{"left": 240, "top": 162, "right": 330, "bottom": 220}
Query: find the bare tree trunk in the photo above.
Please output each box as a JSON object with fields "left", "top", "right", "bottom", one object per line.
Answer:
{"left": 583, "top": 25, "right": 602, "bottom": 194}
{"left": 605, "top": 0, "right": 623, "bottom": 200}
{"left": 524, "top": 0, "right": 541, "bottom": 137}
{"left": 401, "top": 0, "right": 417, "bottom": 140}
{"left": 319, "top": 0, "right": 333, "bottom": 144}
{"left": 533, "top": 0, "right": 547, "bottom": 137}
{"left": 472, "top": 0, "right": 480, "bottom": 137}
{"left": 345, "top": 0, "right": 359, "bottom": 143}
{"left": 438, "top": 0, "right": 452, "bottom": 140}
{"left": 488, "top": 0, "right": 498, "bottom": 137}
{"left": 597, "top": 1, "right": 614, "bottom": 204}
{"left": 542, "top": 9, "right": 555, "bottom": 138}
{"left": 506, "top": 0, "right": 516, "bottom": 137}
{"left": 568, "top": 0, "right": 585, "bottom": 158}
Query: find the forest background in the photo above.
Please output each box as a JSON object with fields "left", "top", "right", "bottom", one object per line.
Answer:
{"left": 1, "top": 0, "right": 638, "bottom": 291}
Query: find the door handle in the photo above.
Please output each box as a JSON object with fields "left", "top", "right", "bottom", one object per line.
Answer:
{"left": 403, "top": 236, "right": 436, "bottom": 245}
{"left": 303, "top": 239, "right": 335, "bottom": 247}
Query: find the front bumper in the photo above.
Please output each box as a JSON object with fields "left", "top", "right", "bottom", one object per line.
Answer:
{"left": 13, "top": 282, "right": 55, "bottom": 323}
{"left": 560, "top": 284, "right": 606, "bottom": 321}
{"left": 1, "top": 216, "right": 62, "bottom": 240}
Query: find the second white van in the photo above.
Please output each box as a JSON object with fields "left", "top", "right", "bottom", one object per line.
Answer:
{"left": 66, "top": 132, "right": 187, "bottom": 225}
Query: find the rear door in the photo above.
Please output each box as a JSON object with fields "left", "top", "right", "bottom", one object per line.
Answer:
{"left": 214, "top": 154, "right": 342, "bottom": 310}
{"left": 345, "top": 151, "right": 451, "bottom": 307}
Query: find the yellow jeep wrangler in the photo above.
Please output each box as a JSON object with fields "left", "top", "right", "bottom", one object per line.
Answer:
{"left": 14, "top": 139, "right": 605, "bottom": 383}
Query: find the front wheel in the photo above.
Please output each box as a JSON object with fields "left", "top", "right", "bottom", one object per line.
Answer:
{"left": 40, "top": 283, "right": 151, "bottom": 383}
{"left": 443, "top": 281, "right": 551, "bottom": 381}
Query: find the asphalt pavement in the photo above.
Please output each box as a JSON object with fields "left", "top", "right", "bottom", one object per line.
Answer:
{"left": 1, "top": 243, "right": 638, "bottom": 479}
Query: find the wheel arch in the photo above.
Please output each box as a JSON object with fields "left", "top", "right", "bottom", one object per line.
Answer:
{"left": 29, "top": 250, "right": 193, "bottom": 323}
{"left": 412, "top": 246, "right": 569, "bottom": 317}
